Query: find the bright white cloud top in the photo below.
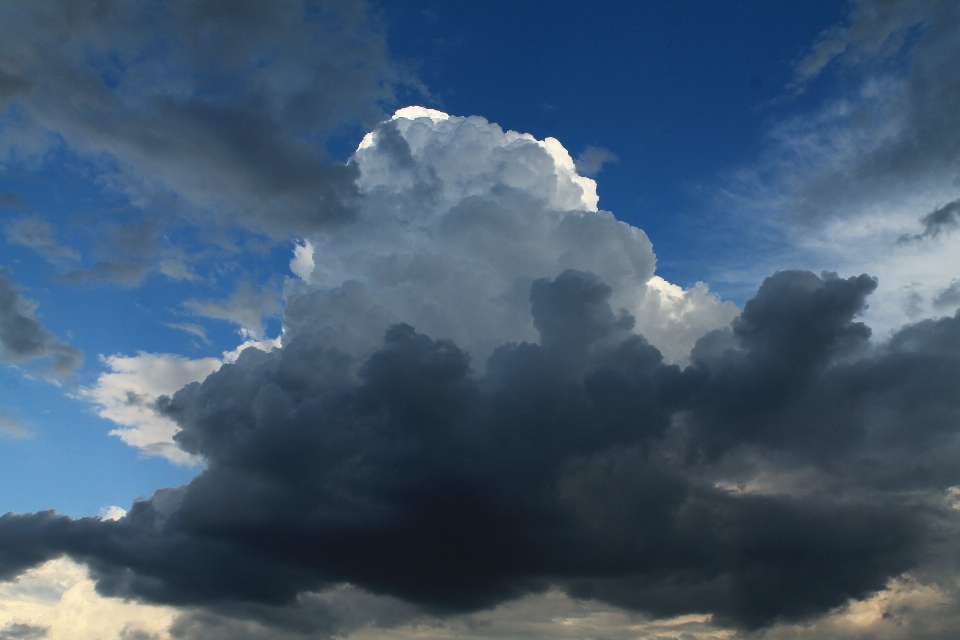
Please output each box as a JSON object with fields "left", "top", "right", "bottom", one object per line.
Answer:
{"left": 298, "top": 107, "right": 736, "bottom": 365}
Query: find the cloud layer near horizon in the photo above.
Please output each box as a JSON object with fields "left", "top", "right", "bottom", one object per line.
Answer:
{"left": 3, "top": 266, "right": 960, "bottom": 636}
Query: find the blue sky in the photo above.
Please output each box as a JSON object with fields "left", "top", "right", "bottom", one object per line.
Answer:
{"left": 2, "top": 2, "right": 960, "bottom": 639}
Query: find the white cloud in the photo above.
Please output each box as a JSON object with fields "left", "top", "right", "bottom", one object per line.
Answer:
{"left": 82, "top": 352, "right": 222, "bottom": 464}
{"left": 82, "top": 337, "right": 281, "bottom": 463}
{"left": 162, "top": 322, "right": 210, "bottom": 344}
{"left": 290, "top": 240, "right": 316, "bottom": 280}
{"left": 294, "top": 107, "right": 734, "bottom": 366}
{"left": 98, "top": 506, "right": 127, "bottom": 521}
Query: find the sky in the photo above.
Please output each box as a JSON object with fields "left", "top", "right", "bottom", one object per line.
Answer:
{"left": 2, "top": 1, "right": 960, "bottom": 639}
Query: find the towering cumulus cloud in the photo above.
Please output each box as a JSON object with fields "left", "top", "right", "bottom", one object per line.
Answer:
{"left": 3, "top": 108, "right": 960, "bottom": 638}
{"left": 289, "top": 107, "right": 737, "bottom": 366}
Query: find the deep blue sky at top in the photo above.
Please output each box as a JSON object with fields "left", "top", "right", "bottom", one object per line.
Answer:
{"left": 0, "top": 1, "right": 853, "bottom": 519}
{"left": 373, "top": 0, "right": 847, "bottom": 290}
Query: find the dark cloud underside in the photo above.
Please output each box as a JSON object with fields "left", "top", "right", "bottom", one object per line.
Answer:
{"left": 2, "top": 269, "right": 958, "bottom": 632}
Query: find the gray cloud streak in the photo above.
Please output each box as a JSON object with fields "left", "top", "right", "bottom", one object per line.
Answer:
{"left": 0, "top": 269, "right": 82, "bottom": 378}
{"left": 0, "top": 0, "right": 400, "bottom": 240}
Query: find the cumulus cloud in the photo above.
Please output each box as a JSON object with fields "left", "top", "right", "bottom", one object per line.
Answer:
{"left": 0, "top": 558, "right": 175, "bottom": 640}
{"left": 291, "top": 108, "right": 735, "bottom": 366}
{"left": 4, "top": 268, "right": 960, "bottom": 637}
{"left": 81, "top": 352, "right": 223, "bottom": 464}
{"left": 290, "top": 240, "right": 316, "bottom": 281}
{"left": 82, "top": 336, "right": 282, "bottom": 463}
{"left": 0, "top": 0, "right": 400, "bottom": 241}
{"left": 0, "top": 269, "right": 82, "bottom": 379}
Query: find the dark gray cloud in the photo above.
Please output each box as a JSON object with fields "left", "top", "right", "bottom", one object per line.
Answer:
{"left": 0, "top": 269, "right": 82, "bottom": 378}
{"left": 0, "top": 623, "right": 47, "bottom": 640}
{"left": 0, "top": 0, "right": 400, "bottom": 238}
{"left": 934, "top": 279, "right": 960, "bottom": 311}
{"left": 898, "top": 199, "right": 960, "bottom": 243}
{"left": 3, "top": 269, "right": 960, "bottom": 634}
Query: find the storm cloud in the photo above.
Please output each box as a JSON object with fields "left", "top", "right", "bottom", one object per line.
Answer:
{"left": 3, "top": 268, "right": 958, "bottom": 633}
{"left": 0, "top": 269, "right": 82, "bottom": 378}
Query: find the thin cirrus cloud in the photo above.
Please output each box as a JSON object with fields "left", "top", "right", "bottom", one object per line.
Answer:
{"left": 707, "top": 0, "right": 960, "bottom": 338}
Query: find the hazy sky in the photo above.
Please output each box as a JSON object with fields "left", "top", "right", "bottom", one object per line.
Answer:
{"left": 2, "top": 1, "right": 960, "bottom": 639}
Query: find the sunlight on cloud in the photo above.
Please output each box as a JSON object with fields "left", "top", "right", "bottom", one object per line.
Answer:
{"left": 296, "top": 107, "right": 734, "bottom": 367}
{"left": 81, "top": 336, "right": 282, "bottom": 463}
{"left": 0, "top": 558, "right": 176, "bottom": 640}
{"left": 4, "top": 566, "right": 958, "bottom": 640}
{"left": 81, "top": 352, "right": 221, "bottom": 464}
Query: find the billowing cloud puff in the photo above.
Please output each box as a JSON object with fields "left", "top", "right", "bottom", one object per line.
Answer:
{"left": 294, "top": 107, "right": 736, "bottom": 365}
{"left": 82, "top": 337, "right": 281, "bottom": 464}
{"left": 4, "top": 268, "right": 960, "bottom": 636}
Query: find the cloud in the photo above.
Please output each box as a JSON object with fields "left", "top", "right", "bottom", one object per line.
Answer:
{"left": 0, "top": 623, "right": 47, "bottom": 640}
{"left": 898, "top": 199, "right": 960, "bottom": 243}
{"left": 707, "top": 0, "right": 960, "bottom": 339}
{"left": 289, "top": 240, "right": 315, "bottom": 281}
{"left": 0, "top": 410, "right": 30, "bottom": 439}
{"left": 758, "top": 0, "right": 960, "bottom": 224}
{"left": 933, "top": 279, "right": 960, "bottom": 311}
{"left": 293, "top": 108, "right": 735, "bottom": 366}
{"left": 183, "top": 281, "right": 282, "bottom": 339}
{"left": 574, "top": 146, "right": 618, "bottom": 177}
{"left": 4, "top": 268, "right": 960, "bottom": 635}
{"left": 80, "top": 351, "right": 222, "bottom": 464}
{"left": 161, "top": 323, "right": 210, "bottom": 345}
{"left": 4, "top": 218, "right": 80, "bottom": 265}
{"left": 0, "top": 0, "right": 401, "bottom": 238}
{"left": 81, "top": 336, "right": 281, "bottom": 463}
{"left": 0, "top": 269, "right": 82, "bottom": 379}
{"left": 0, "top": 558, "right": 175, "bottom": 640}
{"left": 0, "top": 191, "right": 25, "bottom": 208}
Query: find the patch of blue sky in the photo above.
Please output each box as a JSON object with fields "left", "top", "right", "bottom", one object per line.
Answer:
{"left": 0, "top": 364, "right": 198, "bottom": 518}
